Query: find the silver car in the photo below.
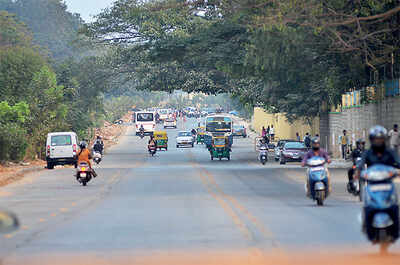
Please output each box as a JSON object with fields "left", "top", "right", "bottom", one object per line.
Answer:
{"left": 176, "top": 131, "right": 194, "bottom": 148}
{"left": 274, "top": 139, "right": 296, "bottom": 161}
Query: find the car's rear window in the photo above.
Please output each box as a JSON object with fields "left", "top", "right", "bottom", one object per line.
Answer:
{"left": 285, "top": 142, "right": 305, "bottom": 149}
{"left": 51, "top": 135, "right": 72, "bottom": 146}
{"left": 178, "top": 132, "right": 191, "bottom": 137}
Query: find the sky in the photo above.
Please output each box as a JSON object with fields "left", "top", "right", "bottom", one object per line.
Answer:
{"left": 64, "top": 0, "right": 115, "bottom": 22}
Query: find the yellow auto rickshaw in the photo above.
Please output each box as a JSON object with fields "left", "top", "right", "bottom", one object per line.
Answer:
{"left": 210, "top": 136, "right": 231, "bottom": 161}
{"left": 196, "top": 126, "right": 205, "bottom": 144}
{"left": 153, "top": 131, "right": 168, "bottom": 151}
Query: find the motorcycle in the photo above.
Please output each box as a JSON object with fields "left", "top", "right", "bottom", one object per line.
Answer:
{"left": 306, "top": 156, "right": 329, "bottom": 206}
{"left": 347, "top": 157, "right": 362, "bottom": 201}
{"left": 76, "top": 162, "right": 92, "bottom": 186}
{"left": 93, "top": 151, "right": 102, "bottom": 165}
{"left": 259, "top": 145, "right": 268, "bottom": 165}
{"left": 140, "top": 130, "right": 145, "bottom": 139}
{"left": 148, "top": 144, "right": 157, "bottom": 156}
{"left": 361, "top": 164, "right": 399, "bottom": 253}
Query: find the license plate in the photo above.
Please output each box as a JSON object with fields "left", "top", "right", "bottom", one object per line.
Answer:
{"left": 310, "top": 166, "right": 325, "bottom": 172}
{"left": 80, "top": 173, "right": 87, "bottom": 178}
{"left": 370, "top": 184, "right": 392, "bottom": 192}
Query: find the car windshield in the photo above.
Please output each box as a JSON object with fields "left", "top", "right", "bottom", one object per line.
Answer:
{"left": 137, "top": 113, "right": 154, "bottom": 122}
{"left": 178, "top": 132, "right": 192, "bottom": 137}
{"left": 51, "top": 135, "right": 72, "bottom": 146}
{"left": 285, "top": 142, "right": 305, "bottom": 149}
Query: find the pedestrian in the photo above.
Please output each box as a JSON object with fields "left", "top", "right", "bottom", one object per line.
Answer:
{"left": 261, "top": 126, "right": 267, "bottom": 138}
{"left": 388, "top": 124, "right": 399, "bottom": 153}
{"left": 270, "top": 125, "right": 275, "bottom": 141}
{"left": 266, "top": 125, "right": 270, "bottom": 137}
{"left": 339, "top": 130, "right": 349, "bottom": 159}
{"left": 315, "top": 134, "right": 319, "bottom": 138}
{"left": 304, "top": 132, "right": 311, "bottom": 149}
{"left": 296, "top": 132, "right": 301, "bottom": 141}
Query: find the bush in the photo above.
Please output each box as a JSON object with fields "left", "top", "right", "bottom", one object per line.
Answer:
{"left": 0, "top": 123, "right": 28, "bottom": 162}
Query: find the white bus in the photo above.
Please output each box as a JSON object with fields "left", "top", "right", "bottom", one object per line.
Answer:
{"left": 135, "top": 111, "right": 156, "bottom": 135}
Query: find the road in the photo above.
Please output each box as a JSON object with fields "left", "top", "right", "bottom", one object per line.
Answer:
{"left": 1, "top": 119, "right": 399, "bottom": 265}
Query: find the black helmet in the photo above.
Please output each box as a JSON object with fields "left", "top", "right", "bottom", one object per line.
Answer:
{"left": 79, "top": 141, "right": 87, "bottom": 149}
{"left": 369, "top": 125, "right": 387, "bottom": 141}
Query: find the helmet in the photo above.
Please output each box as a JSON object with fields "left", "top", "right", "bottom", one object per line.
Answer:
{"left": 369, "top": 125, "right": 387, "bottom": 141}
{"left": 311, "top": 137, "right": 320, "bottom": 150}
{"left": 79, "top": 141, "right": 87, "bottom": 149}
{"left": 311, "top": 137, "right": 320, "bottom": 144}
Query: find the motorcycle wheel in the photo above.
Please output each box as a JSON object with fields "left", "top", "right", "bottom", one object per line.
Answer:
{"left": 82, "top": 179, "right": 87, "bottom": 186}
{"left": 316, "top": 191, "right": 325, "bottom": 206}
{"left": 262, "top": 160, "right": 266, "bottom": 165}
{"left": 380, "top": 242, "right": 389, "bottom": 254}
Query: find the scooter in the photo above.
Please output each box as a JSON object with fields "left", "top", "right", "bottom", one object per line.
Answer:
{"left": 347, "top": 157, "right": 362, "bottom": 201}
{"left": 361, "top": 164, "right": 399, "bottom": 253}
{"left": 305, "top": 156, "right": 329, "bottom": 206}
{"left": 259, "top": 145, "right": 268, "bottom": 165}
{"left": 93, "top": 151, "right": 102, "bottom": 164}
{"left": 148, "top": 144, "right": 157, "bottom": 157}
{"left": 76, "top": 162, "right": 92, "bottom": 186}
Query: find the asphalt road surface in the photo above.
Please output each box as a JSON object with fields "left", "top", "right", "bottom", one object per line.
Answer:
{"left": 1, "top": 118, "right": 399, "bottom": 265}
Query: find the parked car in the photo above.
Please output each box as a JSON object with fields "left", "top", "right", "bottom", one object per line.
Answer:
{"left": 163, "top": 118, "right": 177, "bottom": 129}
{"left": 233, "top": 125, "right": 247, "bottom": 138}
{"left": 176, "top": 131, "right": 194, "bottom": 148}
{"left": 279, "top": 141, "right": 308, "bottom": 164}
{"left": 46, "top": 132, "right": 78, "bottom": 169}
{"left": 274, "top": 139, "right": 297, "bottom": 161}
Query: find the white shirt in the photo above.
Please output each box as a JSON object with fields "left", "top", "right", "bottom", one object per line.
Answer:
{"left": 270, "top": 127, "right": 275, "bottom": 134}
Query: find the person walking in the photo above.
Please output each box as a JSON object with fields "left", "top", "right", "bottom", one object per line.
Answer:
{"left": 266, "top": 126, "right": 270, "bottom": 137}
{"left": 296, "top": 132, "right": 301, "bottom": 141}
{"left": 388, "top": 124, "right": 399, "bottom": 153}
{"left": 270, "top": 125, "right": 275, "bottom": 141}
{"left": 339, "top": 130, "right": 349, "bottom": 160}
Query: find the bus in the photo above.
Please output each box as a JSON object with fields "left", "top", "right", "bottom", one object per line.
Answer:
{"left": 135, "top": 111, "right": 156, "bottom": 135}
{"left": 205, "top": 115, "right": 234, "bottom": 147}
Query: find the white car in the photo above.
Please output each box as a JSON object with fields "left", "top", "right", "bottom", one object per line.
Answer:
{"left": 176, "top": 131, "right": 194, "bottom": 148}
{"left": 164, "top": 118, "right": 177, "bottom": 128}
{"left": 46, "top": 132, "right": 78, "bottom": 169}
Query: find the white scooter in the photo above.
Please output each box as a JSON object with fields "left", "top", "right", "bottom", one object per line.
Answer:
{"left": 93, "top": 151, "right": 102, "bottom": 164}
{"left": 258, "top": 145, "right": 268, "bottom": 165}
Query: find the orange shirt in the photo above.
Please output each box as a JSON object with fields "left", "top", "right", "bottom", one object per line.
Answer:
{"left": 77, "top": 148, "right": 92, "bottom": 166}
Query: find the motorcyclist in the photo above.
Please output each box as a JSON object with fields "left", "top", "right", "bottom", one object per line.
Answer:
{"left": 148, "top": 135, "right": 156, "bottom": 151}
{"left": 301, "top": 137, "right": 331, "bottom": 196}
{"left": 139, "top": 124, "right": 145, "bottom": 136}
{"left": 93, "top": 136, "right": 104, "bottom": 155}
{"left": 355, "top": 125, "right": 400, "bottom": 236}
{"left": 76, "top": 141, "right": 97, "bottom": 178}
{"left": 347, "top": 138, "right": 365, "bottom": 193}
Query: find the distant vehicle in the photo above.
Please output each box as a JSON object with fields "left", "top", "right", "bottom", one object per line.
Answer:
{"left": 232, "top": 125, "right": 247, "bottom": 138}
{"left": 114, "top": 119, "right": 123, "bottom": 125}
{"left": 135, "top": 111, "right": 156, "bottom": 135}
{"left": 279, "top": 141, "right": 308, "bottom": 164}
{"left": 274, "top": 139, "right": 297, "bottom": 161}
{"left": 46, "top": 132, "right": 78, "bottom": 169}
{"left": 163, "top": 118, "right": 177, "bottom": 129}
{"left": 176, "top": 131, "right": 194, "bottom": 148}
{"left": 229, "top": 111, "right": 239, "bottom": 116}
{"left": 158, "top": 109, "right": 170, "bottom": 121}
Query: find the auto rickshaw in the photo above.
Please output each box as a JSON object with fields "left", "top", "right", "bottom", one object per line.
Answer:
{"left": 210, "top": 136, "right": 231, "bottom": 161}
{"left": 196, "top": 126, "right": 205, "bottom": 144}
{"left": 153, "top": 131, "right": 168, "bottom": 151}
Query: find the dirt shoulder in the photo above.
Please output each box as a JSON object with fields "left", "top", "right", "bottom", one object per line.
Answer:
{"left": 0, "top": 113, "right": 131, "bottom": 188}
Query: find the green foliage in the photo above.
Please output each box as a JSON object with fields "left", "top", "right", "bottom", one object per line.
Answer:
{"left": 0, "top": 101, "right": 30, "bottom": 162}
{"left": 0, "top": 0, "right": 84, "bottom": 59}
{"left": 0, "top": 10, "right": 32, "bottom": 46}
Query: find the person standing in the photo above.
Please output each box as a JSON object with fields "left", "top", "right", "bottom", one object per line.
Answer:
{"left": 296, "top": 132, "right": 301, "bottom": 141}
{"left": 339, "top": 130, "right": 349, "bottom": 159}
{"left": 266, "top": 126, "right": 270, "bottom": 137}
{"left": 388, "top": 124, "right": 399, "bottom": 153}
{"left": 304, "top": 133, "right": 311, "bottom": 149}
{"left": 270, "top": 125, "right": 275, "bottom": 141}
{"left": 261, "top": 126, "right": 267, "bottom": 138}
